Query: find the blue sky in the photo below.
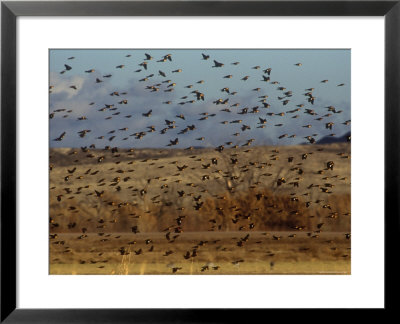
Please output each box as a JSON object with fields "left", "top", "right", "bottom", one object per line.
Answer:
{"left": 49, "top": 49, "right": 350, "bottom": 148}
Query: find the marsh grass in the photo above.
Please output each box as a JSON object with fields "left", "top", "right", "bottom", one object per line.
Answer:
{"left": 50, "top": 231, "right": 351, "bottom": 275}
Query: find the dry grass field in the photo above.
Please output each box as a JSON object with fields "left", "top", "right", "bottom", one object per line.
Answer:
{"left": 49, "top": 143, "right": 350, "bottom": 274}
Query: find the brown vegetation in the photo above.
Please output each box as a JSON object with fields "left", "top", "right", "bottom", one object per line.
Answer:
{"left": 49, "top": 143, "right": 350, "bottom": 274}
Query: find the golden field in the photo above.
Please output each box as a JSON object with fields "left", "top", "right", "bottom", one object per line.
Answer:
{"left": 49, "top": 143, "right": 350, "bottom": 274}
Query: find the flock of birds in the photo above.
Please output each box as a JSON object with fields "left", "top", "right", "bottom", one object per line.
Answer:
{"left": 49, "top": 51, "right": 351, "bottom": 274}
{"left": 50, "top": 51, "right": 350, "bottom": 147}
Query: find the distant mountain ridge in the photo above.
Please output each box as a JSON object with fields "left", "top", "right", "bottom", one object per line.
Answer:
{"left": 317, "top": 132, "right": 351, "bottom": 144}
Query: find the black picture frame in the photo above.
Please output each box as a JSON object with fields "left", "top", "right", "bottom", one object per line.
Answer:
{"left": 1, "top": 0, "right": 398, "bottom": 322}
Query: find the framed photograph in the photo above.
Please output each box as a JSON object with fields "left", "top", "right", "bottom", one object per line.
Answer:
{"left": 1, "top": 0, "right": 398, "bottom": 321}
